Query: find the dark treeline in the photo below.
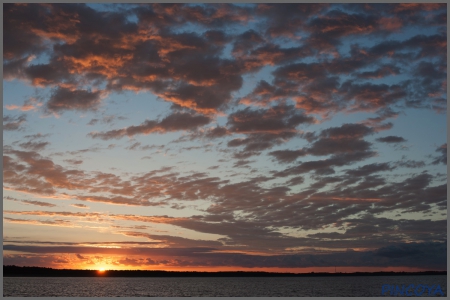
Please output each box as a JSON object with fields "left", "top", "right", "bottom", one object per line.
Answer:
{"left": 3, "top": 265, "right": 447, "bottom": 277}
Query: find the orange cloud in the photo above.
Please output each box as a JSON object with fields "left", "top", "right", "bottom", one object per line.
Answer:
{"left": 378, "top": 17, "right": 403, "bottom": 31}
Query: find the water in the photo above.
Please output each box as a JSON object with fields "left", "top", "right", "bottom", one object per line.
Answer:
{"left": 3, "top": 275, "right": 447, "bottom": 297}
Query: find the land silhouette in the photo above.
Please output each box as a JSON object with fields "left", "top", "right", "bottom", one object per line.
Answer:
{"left": 4, "top": 265, "right": 446, "bottom": 277}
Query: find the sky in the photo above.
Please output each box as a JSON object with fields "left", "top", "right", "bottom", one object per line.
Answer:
{"left": 2, "top": 3, "right": 447, "bottom": 272}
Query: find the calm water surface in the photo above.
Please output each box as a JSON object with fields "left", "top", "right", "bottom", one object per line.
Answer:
{"left": 3, "top": 275, "right": 447, "bottom": 297}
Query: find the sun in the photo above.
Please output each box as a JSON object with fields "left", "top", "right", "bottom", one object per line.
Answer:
{"left": 98, "top": 268, "right": 105, "bottom": 272}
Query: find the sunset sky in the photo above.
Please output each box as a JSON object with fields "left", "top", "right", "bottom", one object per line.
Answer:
{"left": 3, "top": 3, "right": 447, "bottom": 272}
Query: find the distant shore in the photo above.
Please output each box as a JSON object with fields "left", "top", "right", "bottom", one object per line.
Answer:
{"left": 3, "top": 265, "right": 447, "bottom": 277}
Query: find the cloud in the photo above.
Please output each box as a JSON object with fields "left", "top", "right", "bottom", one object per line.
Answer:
{"left": 338, "top": 81, "right": 407, "bottom": 112}
{"left": 231, "top": 29, "right": 312, "bottom": 71}
{"left": 71, "top": 204, "right": 89, "bottom": 209}
{"left": 345, "top": 163, "right": 393, "bottom": 177}
{"left": 224, "top": 105, "right": 315, "bottom": 157}
{"left": 305, "top": 9, "right": 381, "bottom": 50}
{"left": 20, "top": 200, "right": 57, "bottom": 208}
{"left": 270, "top": 123, "right": 375, "bottom": 164}
{"left": 3, "top": 4, "right": 51, "bottom": 59}
{"left": 118, "top": 231, "right": 224, "bottom": 248}
{"left": 4, "top": 148, "right": 151, "bottom": 206}
{"left": 390, "top": 3, "right": 446, "bottom": 19}
{"left": 3, "top": 114, "right": 27, "bottom": 131}
{"left": 361, "top": 108, "right": 399, "bottom": 130}
{"left": 273, "top": 151, "right": 376, "bottom": 177}
{"left": 5, "top": 97, "right": 43, "bottom": 112}
{"left": 432, "top": 144, "right": 447, "bottom": 165}
{"left": 4, "top": 196, "right": 57, "bottom": 208}
{"left": 46, "top": 87, "right": 105, "bottom": 112}
{"left": 4, "top": 4, "right": 249, "bottom": 115}
{"left": 356, "top": 65, "right": 401, "bottom": 79}
{"left": 307, "top": 138, "right": 372, "bottom": 156}
{"left": 256, "top": 4, "right": 328, "bottom": 38}
{"left": 376, "top": 136, "right": 406, "bottom": 143}
{"left": 89, "top": 112, "right": 211, "bottom": 140}
{"left": 3, "top": 136, "right": 445, "bottom": 258}
{"left": 64, "top": 159, "right": 83, "bottom": 165}
{"left": 239, "top": 80, "right": 293, "bottom": 107}
{"left": 268, "top": 149, "right": 308, "bottom": 164}
{"left": 3, "top": 3, "right": 445, "bottom": 123}
{"left": 375, "top": 242, "right": 446, "bottom": 263}
{"left": 395, "top": 160, "right": 425, "bottom": 169}
{"left": 3, "top": 239, "right": 160, "bottom": 247}
{"left": 204, "top": 126, "right": 230, "bottom": 139}
{"left": 3, "top": 241, "right": 446, "bottom": 270}
{"left": 4, "top": 217, "right": 74, "bottom": 227}
{"left": 18, "top": 141, "right": 49, "bottom": 151}
{"left": 232, "top": 29, "right": 265, "bottom": 57}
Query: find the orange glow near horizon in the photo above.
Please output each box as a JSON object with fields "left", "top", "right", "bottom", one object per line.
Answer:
{"left": 47, "top": 263, "right": 438, "bottom": 274}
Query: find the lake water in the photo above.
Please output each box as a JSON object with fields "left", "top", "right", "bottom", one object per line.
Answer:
{"left": 3, "top": 275, "right": 447, "bottom": 297}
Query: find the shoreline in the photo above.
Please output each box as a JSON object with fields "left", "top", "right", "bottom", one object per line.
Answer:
{"left": 4, "top": 266, "right": 447, "bottom": 277}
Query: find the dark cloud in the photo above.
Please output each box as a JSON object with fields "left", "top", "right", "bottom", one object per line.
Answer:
{"left": 274, "top": 151, "right": 376, "bottom": 177}
{"left": 46, "top": 88, "right": 104, "bottom": 112}
{"left": 270, "top": 123, "right": 376, "bottom": 161}
{"left": 87, "top": 115, "right": 127, "bottom": 126}
{"left": 89, "top": 112, "right": 211, "bottom": 140}
{"left": 268, "top": 149, "right": 307, "bottom": 164}
{"left": 4, "top": 3, "right": 445, "bottom": 121}
{"left": 233, "top": 160, "right": 253, "bottom": 168}
{"left": 305, "top": 9, "right": 380, "bottom": 53}
{"left": 4, "top": 217, "right": 74, "bottom": 227}
{"left": 367, "top": 33, "right": 446, "bottom": 62}
{"left": 232, "top": 29, "right": 265, "bottom": 56}
{"left": 23, "top": 61, "right": 74, "bottom": 88}
{"left": 362, "top": 108, "right": 399, "bottom": 127}
{"left": 345, "top": 163, "right": 393, "bottom": 177}
{"left": 223, "top": 105, "right": 316, "bottom": 157}
{"left": 64, "top": 159, "right": 83, "bottom": 165}
{"left": 395, "top": 160, "right": 426, "bottom": 169}
{"left": 356, "top": 65, "right": 401, "bottom": 79}
{"left": 87, "top": 119, "right": 99, "bottom": 126}
{"left": 376, "top": 136, "right": 407, "bottom": 143}
{"left": 136, "top": 3, "right": 252, "bottom": 29}
{"left": 4, "top": 4, "right": 250, "bottom": 115}
{"left": 273, "top": 62, "right": 327, "bottom": 83}
{"left": 239, "top": 80, "right": 292, "bottom": 107}
{"left": 256, "top": 4, "right": 328, "bottom": 38}
{"left": 227, "top": 105, "right": 315, "bottom": 135}
{"left": 18, "top": 141, "right": 49, "bottom": 151}
{"left": 432, "top": 144, "right": 447, "bottom": 165}
{"left": 3, "top": 4, "right": 51, "bottom": 59}
{"left": 338, "top": 81, "right": 407, "bottom": 112}
{"left": 286, "top": 176, "right": 304, "bottom": 186}
{"left": 375, "top": 242, "right": 446, "bottom": 262}
{"left": 71, "top": 204, "right": 89, "bottom": 209}
{"left": 3, "top": 114, "right": 27, "bottom": 131}
{"left": 307, "top": 138, "right": 372, "bottom": 156}
{"left": 3, "top": 56, "right": 31, "bottom": 80}
{"left": 4, "top": 197, "right": 56, "bottom": 208}
{"left": 204, "top": 126, "right": 230, "bottom": 139}
{"left": 21, "top": 200, "right": 56, "bottom": 207}
{"left": 4, "top": 241, "right": 446, "bottom": 270}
